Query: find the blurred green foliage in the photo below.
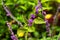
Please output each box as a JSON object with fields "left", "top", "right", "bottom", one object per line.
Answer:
{"left": 0, "top": 0, "right": 60, "bottom": 40}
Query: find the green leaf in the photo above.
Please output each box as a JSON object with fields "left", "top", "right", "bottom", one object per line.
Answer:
{"left": 41, "top": 0, "right": 50, "bottom": 3}
{"left": 41, "top": 37, "right": 47, "bottom": 40}
{"left": 42, "top": 7, "right": 52, "bottom": 10}
{"left": 11, "top": 24, "right": 18, "bottom": 30}
{"left": 18, "top": 0, "right": 26, "bottom": 4}
{"left": 0, "top": 0, "right": 2, "bottom": 5}
{"left": 28, "top": 27, "right": 35, "bottom": 32}
{"left": 56, "top": 0, "right": 60, "bottom": 3}
{"left": 24, "top": 26, "right": 35, "bottom": 32}
{"left": 5, "top": 0, "right": 13, "bottom": 5}
{"left": 17, "top": 15, "right": 25, "bottom": 23}
{"left": 28, "top": 2, "right": 35, "bottom": 6}
{"left": 46, "top": 37, "right": 51, "bottom": 40}
{"left": 20, "top": 6, "right": 27, "bottom": 11}
{"left": 34, "top": 17, "right": 45, "bottom": 24}
{"left": 33, "top": 31, "right": 39, "bottom": 37}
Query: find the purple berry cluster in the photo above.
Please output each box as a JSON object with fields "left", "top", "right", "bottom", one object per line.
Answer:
{"left": 35, "top": 0, "right": 42, "bottom": 14}
{"left": 28, "top": 0, "right": 42, "bottom": 26}
{"left": 7, "top": 22, "right": 18, "bottom": 40}
{"left": 28, "top": 0, "right": 45, "bottom": 26}
{"left": 28, "top": 14, "right": 36, "bottom": 26}
{"left": 38, "top": 0, "right": 50, "bottom": 36}
{"left": 28, "top": 0, "right": 50, "bottom": 36}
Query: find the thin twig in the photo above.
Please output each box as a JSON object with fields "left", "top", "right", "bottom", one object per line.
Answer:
{"left": 7, "top": 21, "right": 18, "bottom": 40}
{"left": 51, "top": 3, "right": 60, "bottom": 37}
{"left": 2, "top": 0, "right": 23, "bottom": 27}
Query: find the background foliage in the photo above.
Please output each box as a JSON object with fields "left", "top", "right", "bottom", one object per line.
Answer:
{"left": 0, "top": 0, "right": 60, "bottom": 40}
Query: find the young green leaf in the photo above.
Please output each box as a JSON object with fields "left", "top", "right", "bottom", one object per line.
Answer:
{"left": 34, "top": 17, "right": 45, "bottom": 24}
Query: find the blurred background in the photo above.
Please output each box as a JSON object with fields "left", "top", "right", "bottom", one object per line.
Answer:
{"left": 0, "top": 0, "right": 60, "bottom": 40}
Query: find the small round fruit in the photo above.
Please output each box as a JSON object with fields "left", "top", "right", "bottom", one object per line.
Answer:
{"left": 45, "top": 14, "right": 52, "bottom": 20}
{"left": 17, "top": 29, "right": 25, "bottom": 37}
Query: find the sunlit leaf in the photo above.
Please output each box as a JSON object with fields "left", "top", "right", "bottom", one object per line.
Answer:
{"left": 28, "top": 2, "right": 35, "bottom": 6}
{"left": 24, "top": 26, "right": 35, "bottom": 32}
{"left": 5, "top": 0, "right": 13, "bottom": 5}
{"left": 34, "top": 17, "right": 45, "bottom": 24}
{"left": 17, "top": 15, "right": 26, "bottom": 23}
{"left": 41, "top": 0, "right": 50, "bottom": 3}
{"left": 20, "top": 6, "right": 27, "bottom": 11}
{"left": 56, "top": 0, "right": 60, "bottom": 3}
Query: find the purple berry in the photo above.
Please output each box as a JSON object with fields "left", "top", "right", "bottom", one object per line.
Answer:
{"left": 28, "top": 19, "right": 33, "bottom": 23}
{"left": 11, "top": 35, "right": 18, "bottom": 40}
{"left": 31, "top": 14, "right": 35, "bottom": 19}
{"left": 35, "top": 6, "right": 39, "bottom": 14}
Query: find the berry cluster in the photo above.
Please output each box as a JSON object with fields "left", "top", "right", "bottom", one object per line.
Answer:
{"left": 28, "top": 14, "right": 36, "bottom": 26}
